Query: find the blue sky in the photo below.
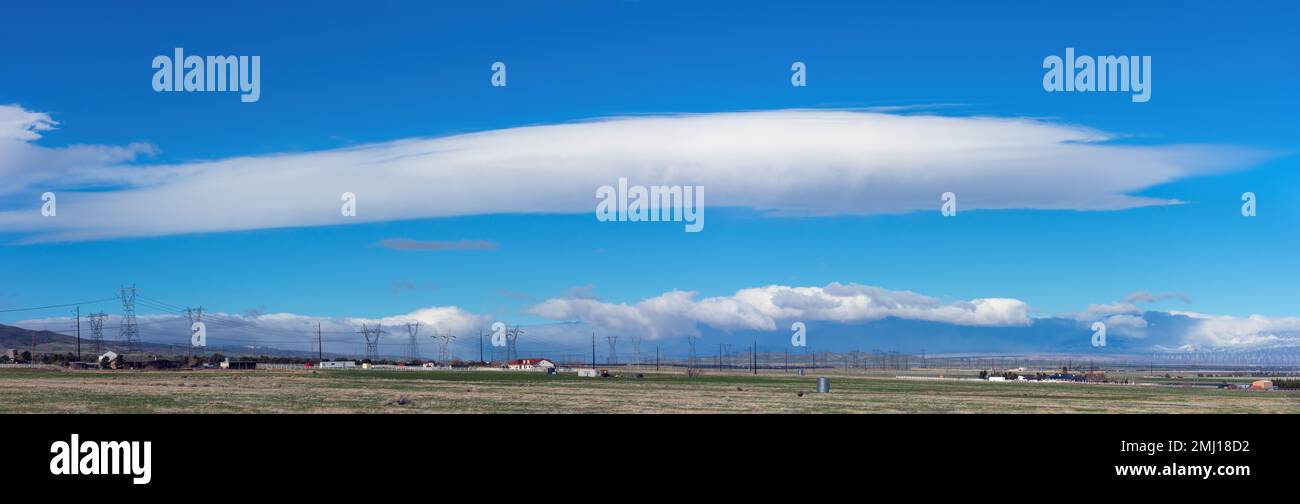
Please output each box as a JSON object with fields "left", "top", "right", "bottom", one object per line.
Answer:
{"left": 1, "top": 1, "right": 1297, "bottom": 357}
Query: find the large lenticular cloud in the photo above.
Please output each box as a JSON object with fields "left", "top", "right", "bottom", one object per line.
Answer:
{"left": 0, "top": 105, "right": 1268, "bottom": 242}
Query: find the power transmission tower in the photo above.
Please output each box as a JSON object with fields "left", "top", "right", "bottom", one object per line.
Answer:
{"left": 506, "top": 325, "right": 523, "bottom": 363}
{"left": 606, "top": 335, "right": 619, "bottom": 366}
{"left": 686, "top": 336, "right": 699, "bottom": 376}
{"left": 360, "top": 324, "right": 384, "bottom": 362}
{"left": 185, "top": 306, "right": 204, "bottom": 326}
{"left": 119, "top": 285, "right": 140, "bottom": 354}
{"left": 87, "top": 312, "right": 107, "bottom": 355}
{"left": 404, "top": 321, "right": 422, "bottom": 362}
{"left": 434, "top": 332, "right": 456, "bottom": 364}
{"left": 630, "top": 336, "right": 642, "bottom": 369}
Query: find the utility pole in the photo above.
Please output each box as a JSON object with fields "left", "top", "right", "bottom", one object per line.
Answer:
{"left": 479, "top": 330, "right": 484, "bottom": 363}
{"left": 74, "top": 306, "right": 81, "bottom": 362}
{"left": 591, "top": 332, "right": 597, "bottom": 369}
{"left": 316, "top": 322, "right": 323, "bottom": 362}
{"left": 655, "top": 345, "right": 660, "bottom": 371}
{"left": 752, "top": 337, "right": 757, "bottom": 375}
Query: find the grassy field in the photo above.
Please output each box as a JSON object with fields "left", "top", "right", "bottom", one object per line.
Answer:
{"left": 0, "top": 367, "right": 1296, "bottom": 413}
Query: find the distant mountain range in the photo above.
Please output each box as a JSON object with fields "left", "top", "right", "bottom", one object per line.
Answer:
{"left": 0, "top": 323, "right": 309, "bottom": 358}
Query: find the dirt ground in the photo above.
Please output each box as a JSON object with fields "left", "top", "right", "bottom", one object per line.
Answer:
{"left": 1, "top": 368, "right": 1296, "bottom": 413}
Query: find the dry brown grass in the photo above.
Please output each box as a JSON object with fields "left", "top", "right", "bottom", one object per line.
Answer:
{"left": 1, "top": 368, "right": 1296, "bottom": 414}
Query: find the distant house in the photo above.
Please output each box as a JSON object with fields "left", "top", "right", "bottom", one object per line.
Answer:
{"left": 220, "top": 359, "right": 257, "bottom": 370}
{"left": 2, "top": 349, "right": 15, "bottom": 362}
{"left": 1250, "top": 380, "right": 1274, "bottom": 391}
{"left": 98, "top": 351, "right": 122, "bottom": 369}
{"left": 1048, "top": 373, "right": 1086, "bottom": 382}
{"left": 318, "top": 361, "right": 357, "bottom": 369}
{"left": 508, "top": 358, "right": 556, "bottom": 370}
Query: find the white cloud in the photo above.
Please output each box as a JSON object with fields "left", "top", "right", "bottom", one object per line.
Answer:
{"left": 1168, "top": 311, "right": 1300, "bottom": 348}
{"left": 0, "top": 105, "right": 158, "bottom": 199}
{"left": 353, "top": 305, "right": 492, "bottom": 336}
{"left": 0, "top": 106, "right": 1269, "bottom": 242}
{"left": 1066, "top": 291, "right": 1194, "bottom": 338}
{"left": 0, "top": 105, "right": 57, "bottom": 141}
{"left": 527, "top": 282, "right": 1033, "bottom": 339}
{"left": 11, "top": 288, "right": 1299, "bottom": 352}
{"left": 1098, "top": 314, "right": 1151, "bottom": 337}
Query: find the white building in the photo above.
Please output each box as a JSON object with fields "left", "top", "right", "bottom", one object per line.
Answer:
{"left": 508, "top": 358, "right": 556, "bottom": 370}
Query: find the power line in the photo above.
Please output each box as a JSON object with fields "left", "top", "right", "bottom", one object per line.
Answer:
{"left": 0, "top": 297, "right": 118, "bottom": 313}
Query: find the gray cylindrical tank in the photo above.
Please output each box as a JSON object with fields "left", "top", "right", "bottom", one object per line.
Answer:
{"left": 817, "top": 377, "right": 830, "bottom": 393}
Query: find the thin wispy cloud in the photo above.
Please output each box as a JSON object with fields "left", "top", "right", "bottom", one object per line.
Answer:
{"left": 0, "top": 105, "right": 1273, "bottom": 243}
{"left": 1124, "top": 291, "right": 1191, "bottom": 305}
{"left": 0, "top": 105, "right": 158, "bottom": 198}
